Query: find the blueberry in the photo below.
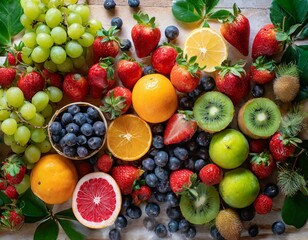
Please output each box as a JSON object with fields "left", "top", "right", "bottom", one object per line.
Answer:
{"left": 272, "top": 221, "right": 285, "bottom": 235}
{"left": 166, "top": 192, "right": 179, "bottom": 207}
{"left": 67, "top": 105, "right": 80, "bottom": 115}
{"left": 201, "top": 75, "right": 216, "bottom": 91}
{"left": 143, "top": 65, "right": 155, "bottom": 75}
{"left": 168, "top": 220, "right": 179, "bottom": 233}
{"left": 263, "top": 183, "right": 279, "bottom": 198}
{"left": 62, "top": 146, "right": 76, "bottom": 157}
{"left": 173, "top": 147, "right": 189, "bottom": 161}
{"left": 61, "top": 128, "right": 66, "bottom": 137}
{"left": 120, "top": 39, "right": 132, "bottom": 51}
{"left": 178, "top": 219, "right": 190, "bottom": 233}
{"left": 126, "top": 205, "right": 142, "bottom": 219}
{"left": 152, "top": 135, "right": 164, "bottom": 149}
{"left": 154, "top": 191, "right": 167, "bottom": 202}
{"left": 184, "top": 158, "right": 195, "bottom": 170}
{"left": 239, "top": 205, "right": 255, "bottom": 221}
{"left": 128, "top": 0, "right": 140, "bottom": 8}
{"left": 154, "top": 223, "right": 167, "bottom": 238}
{"left": 122, "top": 195, "right": 133, "bottom": 209}
{"left": 248, "top": 224, "right": 259, "bottom": 237}
{"left": 145, "top": 202, "right": 160, "bottom": 217}
{"left": 109, "top": 228, "right": 120, "bottom": 240}
{"left": 63, "top": 133, "right": 77, "bottom": 147}
{"left": 93, "top": 121, "right": 106, "bottom": 136}
{"left": 185, "top": 140, "right": 198, "bottom": 153}
{"left": 151, "top": 123, "right": 165, "bottom": 135}
{"left": 115, "top": 214, "right": 127, "bottom": 229}
{"left": 77, "top": 146, "right": 88, "bottom": 158}
{"left": 188, "top": 84, "right": 204, "bottom": 99}
{"left": 252, "top": 84, "right": 265, "bottom": 98}
{"left": 88, "top": 154, "right": 98, "bottom": 165}
{"left": 59, "top": 137, "right": 67, "bottom": 148}
{"left": 194, "top": 159, "right": 207, "bottom": 171}
{"left": 50, "top": 121, "right": 62, "bottom": 135}
{"left": 145, "top": 173, "right": 158, "bottom": 188}
{"left": 165, "top": 25, "right": 179, "bottom": 41}
{"left": 61, "top": 113, "right": 73, "bottom": 125}
{"left": 157, "top": 180, "right": 170, "bottom": 193}
{"left": 104, "top": 0, "right": 116, "bottom": 10}
{"left": 65, "top": 123, "right": 79, "bottom": 134}
{"left": 73, "top": 112, "right": 87, "bottom": 126}
{"left": 83, "top": 113, "right": 93, "bottom": 124}
{"left": 168, "top": 156, "right": 181, "bottom": 170}
{"left": 80, "top": 123, "right": 93, "bottom": 137}
{"left": 87, "top": 137, "right": 102, "bottom": 150}
{"left": 154, "top": 151, "right": 168, "bottom": 167}
{"left": 143, "top": 216, "right": 157, "bottom": 231}
{"left": 195, "top": 148, "right": 209, "bottom": 160}
{"left": 179, "top": 96, "right": 194, "bottom": 110}
{"left": 77, "top": 135, "right": 87, "bottom": 145}
{"left": 87, "top": 107, "right": 99, "bottom": 120}
{"left": 149, "top": 148, "right": 159, "bottom": 158}
{"left": 51, "top": 134, "right": 61, "bottom": 143}
{"left": 142, "top": 157, "right": 155, "bottom": 171}
{"left": 196, "top": 131, "right": 211, "bottom": 147}
{"left": 166, "top": 206, "right": 182, "bottom": 220}
{"left": 210, "top": 226, "right": 225, "bottom": 240}
{"left": 185, "top": 226, "right": 197, "bottom": 238}
{"left": 111, "top": 17, "right": 123, "bottom": 29}
{"left": 154, "top": 166, "right": 169, "bottom": 180}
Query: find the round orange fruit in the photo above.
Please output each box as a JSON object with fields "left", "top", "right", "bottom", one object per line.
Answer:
{"left": 132, "top": 74, "right": 178, "bottom": 123}
{"left": 30, "top": 154, "right": 78, "bottom": 205}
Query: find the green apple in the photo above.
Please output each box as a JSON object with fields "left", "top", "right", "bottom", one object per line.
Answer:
{"left": 219, "top": 168, "right": 260, "bottom": 208}
{"left": 209, "top": 129, "right": 249, "bottom": 169}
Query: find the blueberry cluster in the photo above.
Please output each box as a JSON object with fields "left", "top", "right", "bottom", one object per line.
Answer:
{"left": 49, "top": 104, "right": 106, "bottom": 158}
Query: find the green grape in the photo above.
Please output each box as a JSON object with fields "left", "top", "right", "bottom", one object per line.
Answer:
{"left": 0, "top": 100, "right": 10, "bottom": 121}
{"left": 37, "top": 13, "right": 46, "bottom": 22}
{"left": 20, "top": 14, "right": 33, "bottom": 29}
{"left": 40, "top": 104, "right": 53, "bottom": 118}
{"left": 10, "top": 112, "right": 20, "bottom": 122}
{"left": 44, "top": 60, "right": 58, "bottom": 73}
{"left": 24, "top": 1, "right": 41, "bottom": 20}
{"left": 28, "top": 113, "right": 45, "bottom": 127}
{"left": 1, "top": 118, "right": 17, "bottom": 135}
{"left": 38, "top": 2, "right": 47, "bottom": 12}
{"left": 36, "top": 139, "right": 52, "bottom": 153}
{"left": 20, "top": 0, "right": 27, "bottom": 8}
{"left": 24, "top": 144, "right": 41, "bottom": 163}
{"left": 32, "top": 91, "right": 49, "bottom": 112}
{"left": 50, "top": 46, "right": 67, "bottom": 65}
{"left": 47, "top": 86, "right": 63, "bottom": 103}
{"left": 36, "top": 24, "right": 51, "bottom": 34}
{"left": 50, "top": 26, "right": 67, "bottom": 45}
{"left": 72, "top": 55, "right": 86, "bottom": 69}
{"left": 64, "top": 0, "right": 78, "bottom": 4}
{"left": 67, "top": 23, "right": 84, "bottom": 40}
{"left": 48, "top": 0, "right": 64, "bottom": 8}
{"left": 31, "top": 46, "right": 50, "bottom": 63}
{"left": 0, "top": 96, "right": 8, "bottom": 107}
{"left": 75, "top": 5, "right": 90, "bottom": 23}
{"left": 31, "top": 128, "right": 47, "bottom": 143}
{"left": 67, "top": 4, "right": 77, "bottom": 12}
{"left": 0, "top": 89, "right": 4, "bottom": 98}
{"left": 20, "top": 102, "right": 36, "bottom": 121}
{"left": 11, "top": 142, "right": 27, "bottom": 154}
{"left": 14, "top": 126, "right": 31, "bottom": 146}
{"left": 45, "top": 8, "right": 62, "bottom": 28}
{"left": 21, "top": 54, "right": 33, "bottom": 65}
{"left": 86, "top": 19, "right": 102, "bottom": 36}
{"left": 6, "top": 87, "right": 25, "bottom": 108}
{"left": 21, "top": 46, "right": 33, "bottom": 58}
{"left": 57, "top": 58, "right": 73, "bottom": 73}
{"left": 36, "top": 33, "right": 54, "bottom": 48}
{"left": 4, "top": 134, "right": 14, "bottom": 146}
{"left": 15, "top": 174, "right": 30, "bottom": 195}
{"left": 41, "top": 0, "right": 50, "bottom": 5}
{"left": 22, "top": 32, "right": 37, "bottom": 48}
{"left": 78, "top": 32, "right": 94, "bottom": 47}
{"left": 67, "top": 12, "right": 82, "bottom": 25}
{"left": 65, "top": 40, "right": 83, "bottom": 58}
{"left": 26, "top": 162, "right": 35, "bottom": 170}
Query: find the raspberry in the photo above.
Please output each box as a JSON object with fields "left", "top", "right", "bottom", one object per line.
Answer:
{"left": 253, "top": 194, "right": 273, "bottom": 214}
{"left": 96, "top": 154, "right": 113, "bottom": 173}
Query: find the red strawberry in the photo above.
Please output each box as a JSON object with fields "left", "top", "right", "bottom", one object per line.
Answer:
{"left": 269, "top": 132, "right": 297, "bottom": 162}
{"left": 111, "top": 165, "right": 144, "bottom": 195}
{"left": 250, "top": 152, "right": 276, "bottom": 179}
{"left": 220, "top": 4, "right": 250, "bottom": 56}
{"left": 96, "top": 154, "right": 113, "bottom": 173}
{"left": 0, "top": 178, "right": 7, "bottom": 190}
{"left": 74, "top": 161, "right": 93, "bottom": 179}
{"left": 63, "top": 73, "right": 89, "bottom": 101}
{"left": 253, "top": 194, "right": 273, "bottom": 214}
{"left": 0, "top": 207, "right": 24, "bottom": 230}
{"left": 131, "top": 11, "right": 161, "bottom": 58}
{"left": 252, "top": 24, "right": 284, "bottom": 59}
{"left": 88, "top": 57, "right": 115, "bottom": 99}
{"left": 17, "top": 70, "right": 45, "bottom": 100}
{"left": 163, "top": 111, "right": 197, "bottom": 145}
{"left": 215, "top": 60, "right": 250, "bottom": 105}
{"left": 132, "top": 185, "right": 152, "bottom": 205}
{"left": 116, "top": 54, "right": 142, "bottom": 90}
{"left": 249, "top": 139, "right": 268, "bottom": 153}
{"left": 170, "top": 169, "right": 194, "bottom": 194}
{"left": 7, "top": 52, "right": 17, "bottom": 66}
{"left": 249, "top": 56, "right": 276, "bottom": 84}
{"left": 93, "top": 26, "right": 120, "bottom": 63}
{"left": 199, "top": 163, "right": 223, "bottom": 186}
{"left": 151, "top": 44, "right": 178, "bottom": 75}
{"left": 0, "top": 67, "right": 16, "bottom": 88}
{"left": 4, "top": 185, "right": 19, "bottom": 199}
{"left": 42, "top": 69, "right": 63, "bottom": 89}
{"left": 1, "top": 155, "right": 26, "bottom": 185}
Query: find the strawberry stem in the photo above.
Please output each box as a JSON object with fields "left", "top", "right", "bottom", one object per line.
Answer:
{"left": 133, "top": 11, "right": 157, "bottom": 29}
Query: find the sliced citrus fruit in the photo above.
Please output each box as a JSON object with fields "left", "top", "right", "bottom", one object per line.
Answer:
{"left": 183, "top": 28, "right": 228, "bottom": 72}
{"left": 107, "top": 114, "right": 152, "bottom": 161}
{"left": 72, "top": 172, "right": 122, "bottom": 229}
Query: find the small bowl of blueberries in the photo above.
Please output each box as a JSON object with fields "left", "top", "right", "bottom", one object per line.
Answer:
{"left": 48, "top": 102, "right": 107, "bottom": 160}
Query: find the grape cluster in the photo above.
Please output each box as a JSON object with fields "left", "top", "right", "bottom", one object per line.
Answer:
{"left": 0, "top": 86, "right": 63, "bottom": 168}
{"left": 19, "top": 0, "right": 102, "bottom": 72}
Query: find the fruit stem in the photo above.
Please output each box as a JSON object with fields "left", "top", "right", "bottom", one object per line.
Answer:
{"left": 15, "top": 110, "right": 48, "bottom": 129}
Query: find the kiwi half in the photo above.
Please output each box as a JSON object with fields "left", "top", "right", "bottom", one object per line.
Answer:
{"left": 193, "top": 91, "right": 234, "bottom": 133}
{"left": 180, "top": 183, "right": 220, "bottom": 225}
{"left": 238, "top": 98, "right": 281, "bottom": 139}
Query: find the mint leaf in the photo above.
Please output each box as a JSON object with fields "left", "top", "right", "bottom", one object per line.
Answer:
{"left": 58, "top": 219, "right": 86, "bottom": 240}
{"left": 276, "top": 0, "right": 308, "bottom": 23}
{"left": 172, "top": 0, "right": 204, "bottom": 23}
{"left": 34, "top": 218, "right": 59, "bottom": 240}
{"left": 55, "top": 208, "right": 77, "bottom": 221}
{"left": 297, "top": 45, "right": 308, "bottom": 85}
{"left": 270, "top": 0, "right": 296, "bottom": 31}
{"left": 0, "top": 0, "right": 23, "bottom": 36}
{"left": 205, "top": 0, "right": 220, "bottom": 14}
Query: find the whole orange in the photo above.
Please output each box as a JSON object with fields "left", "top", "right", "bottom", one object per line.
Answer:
{"left": 30, "top": 154, "right": 78, "bottom": 204}
{"left": 132, "top": 74, "right": 178, "bottom": 123}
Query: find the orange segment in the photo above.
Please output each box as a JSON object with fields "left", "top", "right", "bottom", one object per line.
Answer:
{"left": 107, "top": 114, "right": 152, "bottom": 161}
{"left": 184, "top": 28, "right": 228, "bottom": 72}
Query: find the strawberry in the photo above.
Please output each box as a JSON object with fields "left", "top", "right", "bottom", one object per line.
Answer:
{"left": 253, "top": 194, "right": 273, "bottom": 215}
{"left": 111, "top": 165, "right": 144, "bottom": 195}
{"left": 170, "top": 55, "right": 202, "bottom": 93}
{"left": 252, "top": 24, "right": 284, "bottom": 59}
{"left": 93, "top": 26, "right": 120, "bottom": 63}
{"left": 42, "top": 69, "right": 63, "bottom": 89}
{"left": 100, "top": 86, "right": 132, "bottom": 120}
{"left": 96, "top": 153, "right": 113, "bottom": 173}
{"left": 6, "top": 42, "right": 24, "bottom": 66}
{"left": 88, "top": 57, "right": 115, "bottom": 99}
{"left": 131, "top": 185, "right": 152, "bottom": 205}
{"left": 249, "top": 56, "right": 276, "bottom": 84}
{"left": 199, "top": 163, "right": 223, "bottom": 186}
{"left": 0, "top": 67, "right": 16, "bottom": 88}
{"left": 220, "top": 4, "right": 250, "bottom": 56}
{"left": 163, "top": 111, "right": 197, "bottom": 145}
{"left": 1, "top": 155, "right": 26, "bottom": 185}
{"left": 215, "top": 60, "right": 250, "bottom": 105}
{"left": 151, "top": 44, "right": 178, "bottom": 75}
{"left": 116, "top": 53, "right": 142, "bottom": 90}
{"left": 7, "top": 52, "right": 17, "bottom": 66}
{"left": 17, "top": 70, "right": 45, "bottom": 100}
{"left": 63, "top": 73, "right": 89, "bottom": 101}
{"left": 4, "top": 185, "right": 19, "bottom": 199}
{"left": 249, "top": 139, "right": 268, "bottom": 153}
{"left": 250, "top": 152, "right": 276, "bottom": 179}
{"left": 0, "top": 178, "right": 7, "bottom": 190}
{"left": 74, "top": 161, "right": 93, "bottom": 179}
{"left": 0, "top": 207, "right": 24, "bottom": 231}
{"left": 131, "top": 11, "right": 161, "bottom": 58}
{"left": 269, "top": 132, "right": 297, "bottom": 162}
{"left": 169, "top": 169, "right": 194, "bottom": 194}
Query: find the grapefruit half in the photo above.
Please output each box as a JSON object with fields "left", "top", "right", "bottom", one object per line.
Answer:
{"left": 72, "top": 172, "right": 122, "bottom": 229}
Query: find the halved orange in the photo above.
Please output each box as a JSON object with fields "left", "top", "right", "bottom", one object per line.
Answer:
{"left": 183, "top": 28, "right": 228, "bottom": 72}
{"left": 106, "top": 114, "right": 152, "bottom": 161}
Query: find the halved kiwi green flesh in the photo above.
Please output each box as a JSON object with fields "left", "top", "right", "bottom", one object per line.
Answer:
{"left": 238, "top": 98, "right": 281, "bottom": 139}
{"left": 193, "top": 91, "right": 234, "bottom": 133}
{"left": 180, "top": 183, "right": 220, "bottom": 225}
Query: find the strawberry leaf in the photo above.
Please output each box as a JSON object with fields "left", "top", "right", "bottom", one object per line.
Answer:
{"left": 58, "top": 219, "right": 86, "bottom": 240}
{"left": 34, "top": 218, "right": 59, "bottom": 240}
{"left": 270, "top": 0, "right": 296, "bottom": 31}
{"left": 275, "top": 0, "right": 308, "bottom": 23}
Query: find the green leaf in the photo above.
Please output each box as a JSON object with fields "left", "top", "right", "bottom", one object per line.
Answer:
{"left": 281, "top": 192, "right": 308, "bottom": 228}
{"left": 187, "top": 0, "right": 205, "bottom": 16}
{"left": 276, "top": 31, "right": 289, "bottom": 41}
{"left": 34, "top": 218, "right": 59, "bottom": 240}
{"left": 205, "top": 0, "right": 220, "bottom": 14}
{"left": 172, "top": 0, "right": 204, "bottom": 23}
{"left": 287, "top": 24, "right": 302, "bottom": 35}
{"left": 276, "top": 0, "right": 308, "bottom": 23}
{"left": 0, "top": 19, "right": 11, "bottom": 47}
{"left": 0, "top": 191, "right": 12, "bottom": 205}
{"left": 297, "top": 45, "right": 308, "bottom": 84}
{"left": 55, "top": 208, "right": 77, "bottom": 221}
{"left": 58, "top": 219, "right": 86, "bottom": 240}
{"left": 297, "top": 24, "right": 308, "bottom": 40}
{"left": 0, "top": 0, "right": 23, "bottom": 36}
{"left": 281, "top": 45, "right": 298, "bottom": 64}
{"left": 270, "top": 0, "right": 296, "bottom": 31}
{"left": 298, "top": 142, "right": 308, "bottom": 180}
{"left": 208, "top": 10, "right": 233, "bottom": 20}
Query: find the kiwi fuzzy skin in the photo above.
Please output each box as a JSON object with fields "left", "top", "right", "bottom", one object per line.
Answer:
{"left": 273, "top": 76, "right": 300, "bottom": 103}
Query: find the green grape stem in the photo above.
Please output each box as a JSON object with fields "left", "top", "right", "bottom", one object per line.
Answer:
{"left": 15, "top": 111, "right": 48, "bottom": 129}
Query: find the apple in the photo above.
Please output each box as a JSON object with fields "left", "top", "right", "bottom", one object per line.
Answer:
{"left": 219, "top": 168, "right": 260, "bottom": 208}
{"left": 209, "top": 129, "right": 249, "bottom": 169}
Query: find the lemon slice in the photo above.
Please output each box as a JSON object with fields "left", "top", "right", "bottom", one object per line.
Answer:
{"left": 184, "top": 28, "right": 228, "bottom": 73}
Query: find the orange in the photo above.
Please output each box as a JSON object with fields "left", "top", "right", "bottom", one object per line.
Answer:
{"left": 183, "top": 28, "right": 228, "bottom": 72}
{"left": 30, "top": 154, "right": 78, "bottom": 204}
{"left": 107, "top": 114, "right": 152, "bottom": 161}
{"left": 132, "top": 73, "right": 178, "bottom": 123}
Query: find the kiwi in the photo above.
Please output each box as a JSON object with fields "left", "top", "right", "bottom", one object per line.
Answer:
{"left": 273, "top": 76, "right": 300, "bottom": 103}
{"left": 180, "top": 182, "right": 220, "bottom": 225}
{"left": 238, "top": 98, "right": 281, "bottom": 139}
{"left": 215, "top": 208, "right": 243, "bottom": 240}
{"left": 193, "top": 91, "right": 234, "bottom": 133}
